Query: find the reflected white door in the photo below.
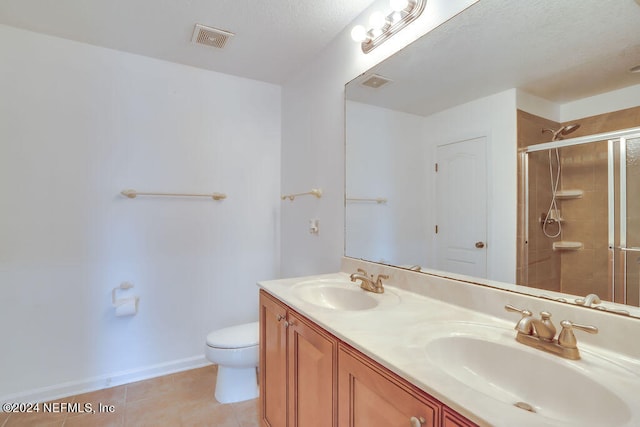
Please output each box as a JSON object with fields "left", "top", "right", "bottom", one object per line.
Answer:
{"left": 436, "top": 137, "right": 487, "bottom": 277}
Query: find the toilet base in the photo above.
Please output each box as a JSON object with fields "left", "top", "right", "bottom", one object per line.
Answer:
{"left": 214, "top": 365, "right": 258, "bottom": 404}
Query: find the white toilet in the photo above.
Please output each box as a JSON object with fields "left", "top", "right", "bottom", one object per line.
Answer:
{"left": 205, "top": 321, "right": 259, "bottom": 404}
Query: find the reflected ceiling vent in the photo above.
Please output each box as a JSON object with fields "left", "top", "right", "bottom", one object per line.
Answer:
{"left": 191, "top": 24, "right": 234, "bottom": 49}
{"left": 361, "top": 74, "right": 392, "bottom": 89}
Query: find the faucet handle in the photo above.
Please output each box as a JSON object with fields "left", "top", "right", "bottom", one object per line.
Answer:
{"left": 375, "top": 274, "right": 389, "bottom": 282}
{"left": 505, "top": 305, "right": 535, "bottom": 335}
{"left": 357, "top": 268, "right": 369, "bottom": 276}
{"left": 558, "top": 320, "right": 598, "bottom": 349}
{"left": 505, "top": 304, "right": 532, "bottom": 318}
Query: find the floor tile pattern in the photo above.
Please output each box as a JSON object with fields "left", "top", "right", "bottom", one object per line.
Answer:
{"left": 1, "top": 366, "right": 259, "bottom": 427}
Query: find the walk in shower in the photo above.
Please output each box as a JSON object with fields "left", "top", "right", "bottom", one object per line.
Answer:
{"left": 520, "top": 127, "right": 640, "bottom": 306}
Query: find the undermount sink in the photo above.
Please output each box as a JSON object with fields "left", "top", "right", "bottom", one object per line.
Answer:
{"left": 291, "top": 278, "right": 399, "bottom": 311}
{"left": 422, "top": 323, "right": 633, "bottom": 426}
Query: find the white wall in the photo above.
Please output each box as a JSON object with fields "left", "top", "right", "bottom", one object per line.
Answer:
{"left": 422, "top": 90, "right": 518, "bottom": 283}
{"left": 560, "top": 83, "right": 640, "bottom": 122}
{"left": 0, "top": 25, "right": 281, "bottom": 401}
{"left": 280, "top": 0, "right": 479, "bottom": 277}
{"left": 345, "top": 91, "right": 518, "bottom": 283}
{"left": 516, "top": 90, "right": 561, "bottom": 122}
{"left": 345, "top": 101, "right": 428, "bottom": 267}
{"left": 517, "top": 85, "right": 640, "bottom": 124}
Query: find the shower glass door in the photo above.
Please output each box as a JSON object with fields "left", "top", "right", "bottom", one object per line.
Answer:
{"left": 613, "top": 136, "right": 640, "bottom": 305}
{"left": 522, "top": 140, "right": 609, "bottom": 298}
{"left": 522, "top": 128, "right": 640, "bottom": 307}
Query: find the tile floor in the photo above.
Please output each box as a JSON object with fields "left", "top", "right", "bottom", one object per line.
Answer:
{"left": 1, "top": 365, "right": 260, "bottom": 427}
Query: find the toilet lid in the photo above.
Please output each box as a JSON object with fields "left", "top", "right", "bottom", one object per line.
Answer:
{"left": 206, "top": 321, "right": 259, "bottom": 349}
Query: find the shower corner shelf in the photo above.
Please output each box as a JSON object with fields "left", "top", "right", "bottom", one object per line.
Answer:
{"left": 552, "top": 241, "right": 583, "bottom": 251}
{"left": 555, "top": 190, "right": 583, "bottom": 200}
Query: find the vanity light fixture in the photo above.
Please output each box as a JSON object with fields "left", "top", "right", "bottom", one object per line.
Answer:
{"left": 351, "top": 0, "right": 426, "bottom": 54}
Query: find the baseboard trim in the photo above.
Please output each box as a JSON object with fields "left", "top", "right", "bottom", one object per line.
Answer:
{"left": 1, "top": 355, "right": 210, "bottom": 406}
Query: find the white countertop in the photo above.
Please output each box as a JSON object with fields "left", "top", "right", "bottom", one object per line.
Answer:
{"left": 258, "top": 271, "right": 640, "bottom": 427}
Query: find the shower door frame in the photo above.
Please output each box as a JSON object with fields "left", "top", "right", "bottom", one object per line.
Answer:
{"left": 521, "top": 126, "right": 640, "bottom": 304}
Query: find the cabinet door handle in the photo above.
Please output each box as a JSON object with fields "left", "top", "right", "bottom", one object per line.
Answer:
{"left": 410, "top": 416, "right": 426, "bottom": 427}
{"left": 276, "top": 314, "right": 285, "bottom": 321}
{"left": 284, "top": 320, "right": 295, "bottom": 328}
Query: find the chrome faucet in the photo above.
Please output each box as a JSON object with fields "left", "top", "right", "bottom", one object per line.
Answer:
{"left": 505, "top": 304, "right": 598, "bottom": 360}
{"left": 349, "top": 268, "right": 388, "bottom": 294}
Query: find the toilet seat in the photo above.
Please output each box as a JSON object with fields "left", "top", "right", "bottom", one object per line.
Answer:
{"left": 206, "top": 321, "right": 259, "bottom": 349}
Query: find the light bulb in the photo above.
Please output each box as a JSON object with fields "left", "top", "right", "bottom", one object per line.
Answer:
{"left": 351, "top": 25, "right": 368, "bottom": 42}
{"left": 390, "top": 0, "right": 409, "bottom": 12}
{"left": 369, "top": 11, "right": 386, "bottom": 30}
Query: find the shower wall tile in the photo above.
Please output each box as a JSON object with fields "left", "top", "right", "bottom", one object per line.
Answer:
{"left": 593, "top": 189, "right": 609, "bottom": 222}
{"left": 562, "top": 276, "right": 595, "bottom": 298}
{"left": 593, "top": 222, "right": 609, "bottom": 250}
{"left": 561, "top": 197, "right": 590, "bottom": 221}
{"left": 561, "top": 249, "right": 595, "bottom": 281}
{"left": 517, "top": 110, "right": 560, "bottom": 148}
{"left": 594, "top": 146, "right": 609, "bottom": 192}
{"left": 561, "top": 222, "right": 587, "bottom": 249}
{"left": 526, "top": 248, "right": 561, "bottom": 292}
{"left": 593, "top": 248, "right": 609, "bottom": 275}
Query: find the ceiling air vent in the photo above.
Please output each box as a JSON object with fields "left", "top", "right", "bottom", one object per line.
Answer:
{"left": 191, "top": 24, "right": 234, "bottom": 49}
{"left": 361, "top": 74, "right": 392, "bottom": 89}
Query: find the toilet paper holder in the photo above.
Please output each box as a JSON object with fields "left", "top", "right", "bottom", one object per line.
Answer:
{"left": 112, "top": 282, "right": 134, "bottom": 305}
{"left": 112, "top": 282, "right": 139, "bottom": 316}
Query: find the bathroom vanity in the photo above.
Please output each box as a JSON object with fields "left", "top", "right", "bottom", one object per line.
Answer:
{"left": 258, "top": 258, "right": 640, "bottom": 427}
{"left": 259, "top": 290, "right": 337, "bottom": 426}
{"left": 259, "top": 290, "right": 475, "bottom": 427}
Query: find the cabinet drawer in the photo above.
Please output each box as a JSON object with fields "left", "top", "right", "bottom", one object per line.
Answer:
{"left": 338, "top": 344, "right": 439, "bottom": 427}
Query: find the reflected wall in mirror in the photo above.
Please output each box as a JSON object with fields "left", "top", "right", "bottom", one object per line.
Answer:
{"left": 345, "top": 0, "right": 640, "bottom": 315}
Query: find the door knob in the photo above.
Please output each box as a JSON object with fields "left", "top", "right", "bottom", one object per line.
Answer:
{"left": 475, "top": 241, "right": 485, "bottom": 248}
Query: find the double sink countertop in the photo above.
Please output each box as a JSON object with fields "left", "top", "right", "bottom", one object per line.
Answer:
{"left": 258, "top": 270, "right": 640, "bottom": 427}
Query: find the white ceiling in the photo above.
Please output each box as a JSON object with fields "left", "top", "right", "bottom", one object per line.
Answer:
{"left": 0, "top": 0, "right": 376, "bottom": 84}
{"left": 347, "top": 0, "right": 640, "bottom": 116}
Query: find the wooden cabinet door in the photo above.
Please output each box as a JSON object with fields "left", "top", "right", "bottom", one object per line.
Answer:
{"left": 260, "top": 292, "right": 476, "bottom": 427}
{"left": 260, "top": 291, "right": 288, "bottom": 427}
{"left": 442, "top": 407, "right": 477, "bottom": 427}
{"left": 287, "top": 311, "right": 337, "bottom": 427}
{"left": 338, "top": 345, "right": 439, "bottom": 427}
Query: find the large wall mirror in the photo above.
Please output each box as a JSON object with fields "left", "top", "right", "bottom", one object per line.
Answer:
{"left": 345, "top": 0, "right": 640, "bottom": 317}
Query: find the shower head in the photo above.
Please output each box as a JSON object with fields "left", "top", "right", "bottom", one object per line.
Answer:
{"left": 541, "top": 123, "right": 581, "bottom": 141}
{"left": 559, "top": 124, "right": 580, "bottom": 136}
